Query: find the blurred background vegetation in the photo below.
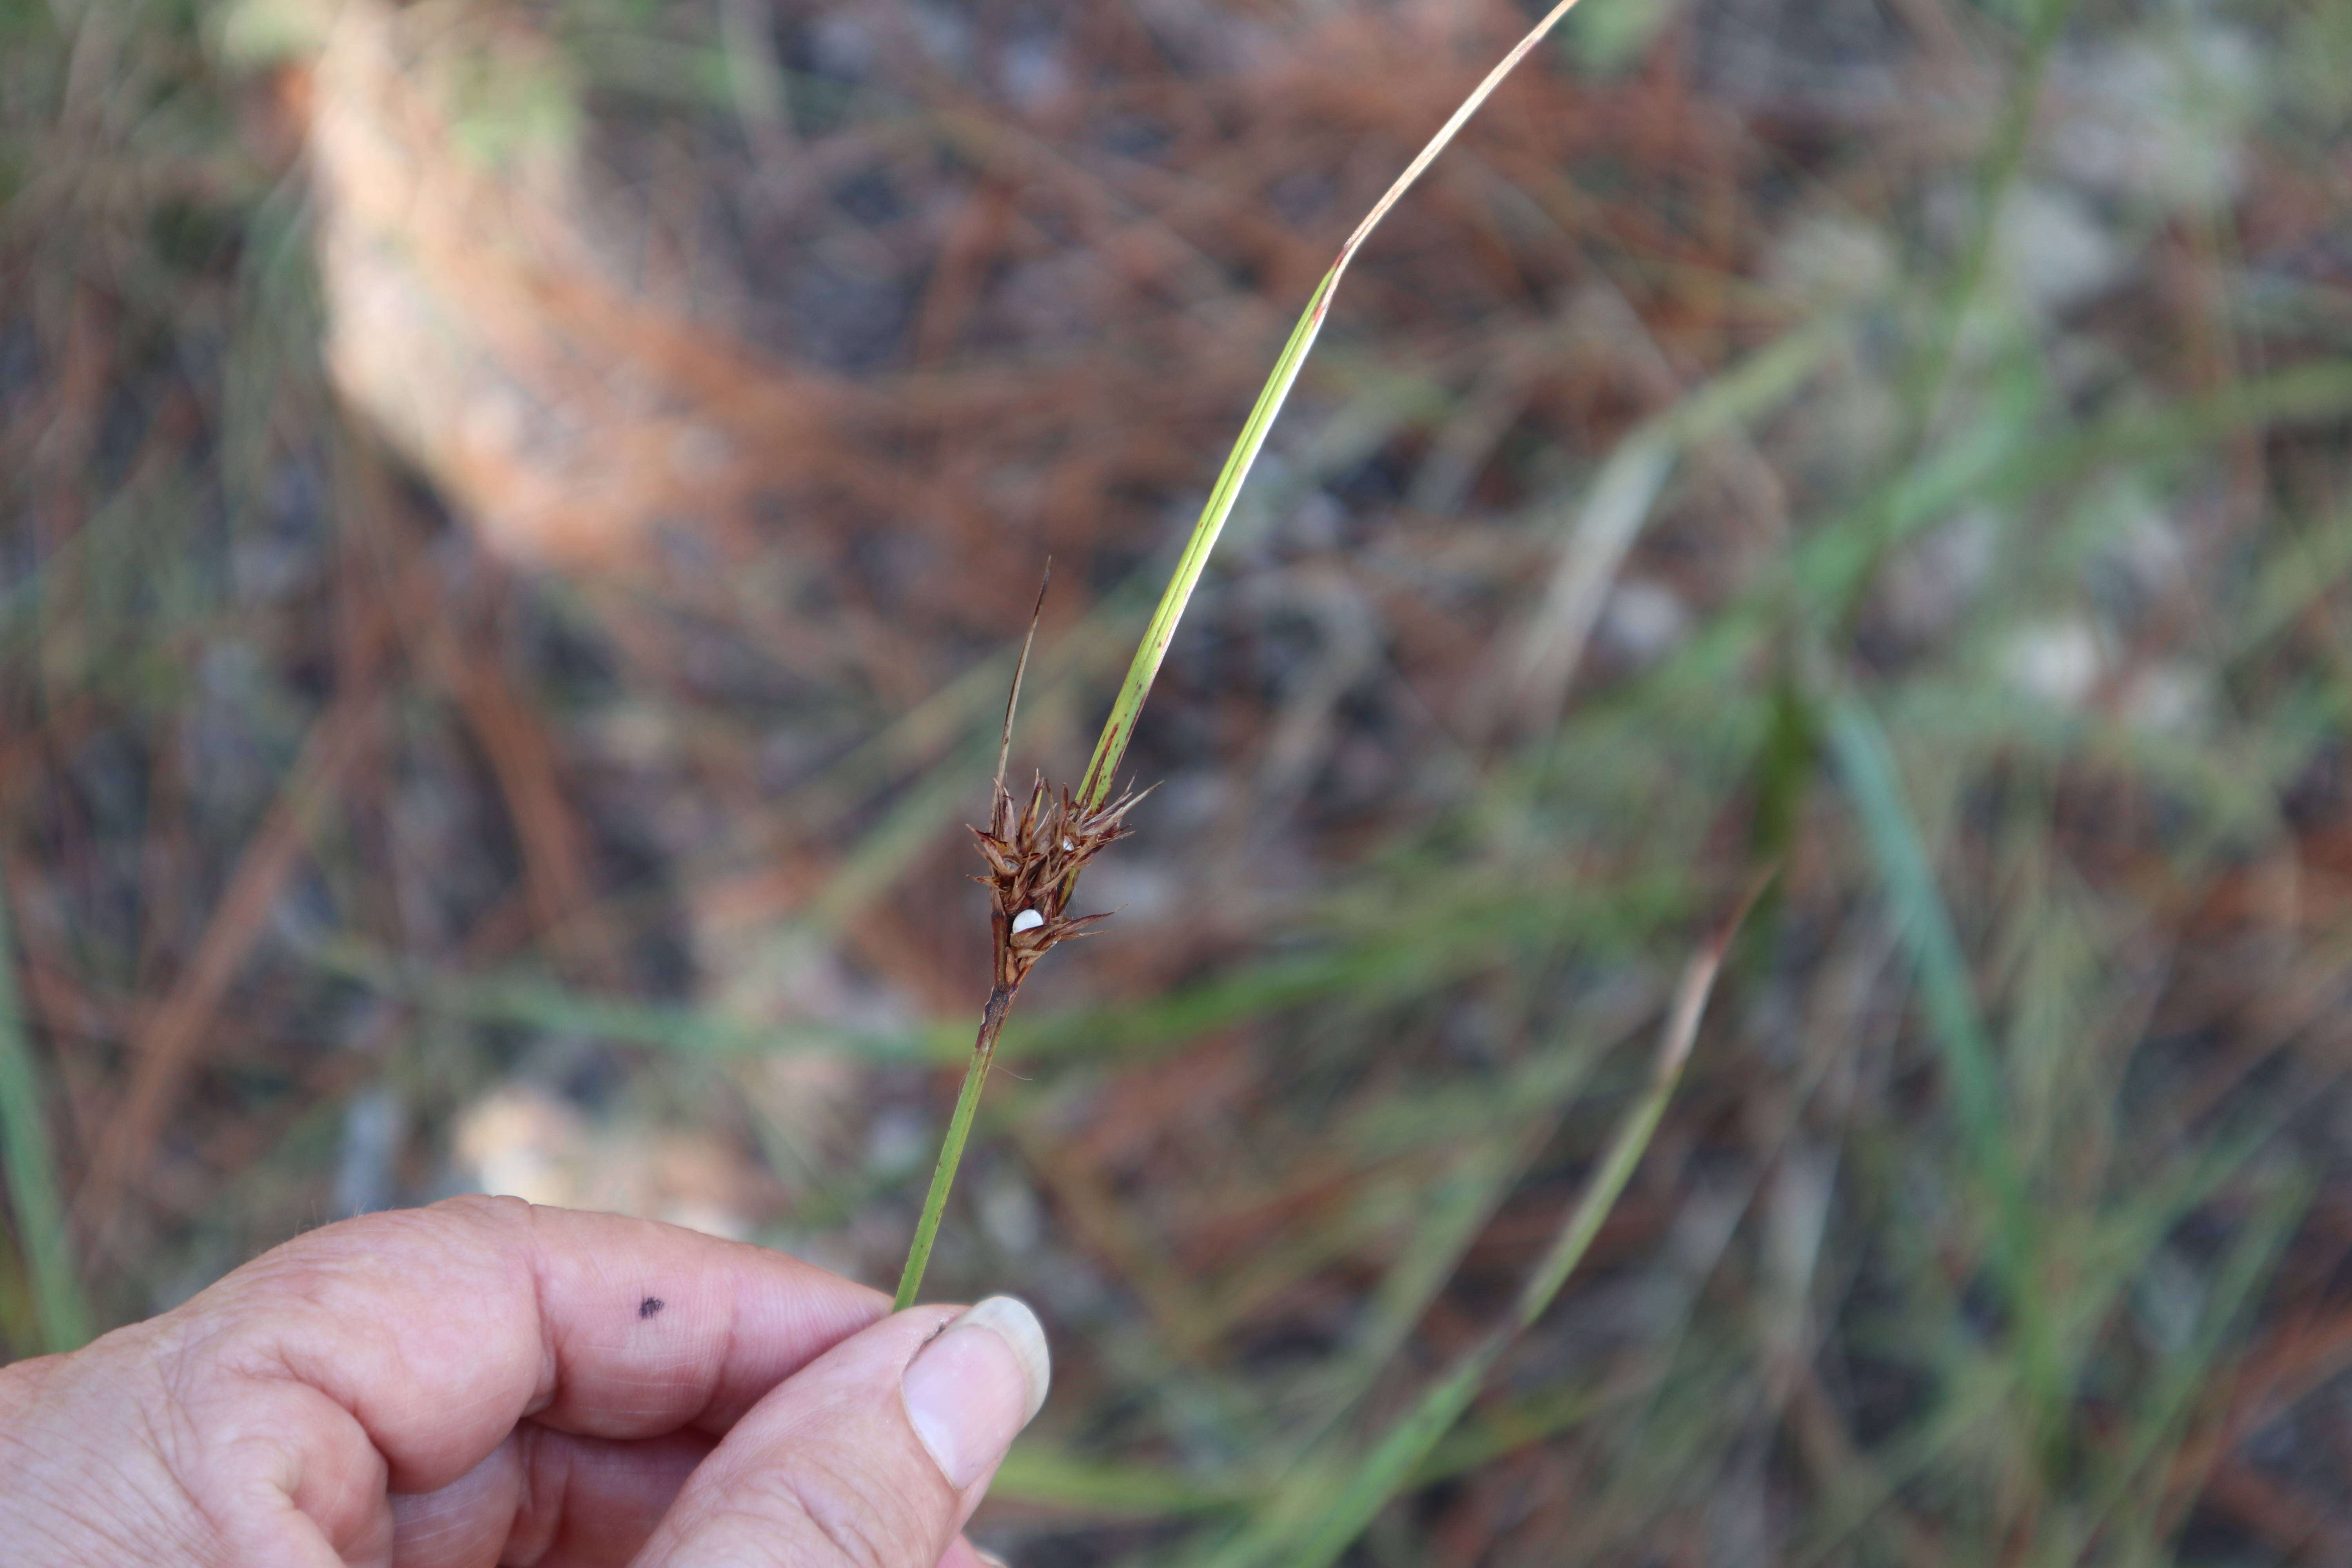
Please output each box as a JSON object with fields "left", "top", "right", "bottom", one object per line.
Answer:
{"left": 5, "top": 0, "right": 2352, "bottom": 1559}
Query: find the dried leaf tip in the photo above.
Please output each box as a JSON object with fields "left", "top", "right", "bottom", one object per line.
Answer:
{"left": 995, "top": 561, "right": 1051, "bottom": 799}
{"left": 971, "top": 773, "right": 1150, "bottom": 989}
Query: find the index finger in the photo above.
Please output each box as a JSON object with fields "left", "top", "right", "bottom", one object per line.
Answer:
{"left": 169, "top": 1194, "right": 889, "bottom": 1494}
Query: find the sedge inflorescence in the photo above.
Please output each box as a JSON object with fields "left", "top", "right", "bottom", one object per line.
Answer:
{"left": 970, "top": 773, "right": 1148, "bottom": 991}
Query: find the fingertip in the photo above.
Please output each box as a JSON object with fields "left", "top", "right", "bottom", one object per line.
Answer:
{"left": 899, "top": 1296, "right": 1049, "bottom": 1490}
{"left": 628, "top": 1300, "right": 1010, "bottom": 1567}
{"left": 955, "top": 1297, "right": 1050, "bottom": 1424}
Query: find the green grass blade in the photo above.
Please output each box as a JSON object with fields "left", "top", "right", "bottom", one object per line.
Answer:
{"left": 991, "top": 1448, "right": 1254, "bottom": 1517}
{"left": 0, "top": 881, "right": 93, "bottom": 1353}
{"left": 2097, "top": 1172, "right": 2310, "bottom": 1561}
{"left": 1824, "top": 691, "right": 2061, "bottom": 1412}
{"left": 1822, "top": 695, "right": 2007, "bottom": 1189}
{"left": 1268, "top": 898, "right": 1754, "bottom": 1568}
{"left": 1077, "top": 0, "right": 1597, "bottom": 808}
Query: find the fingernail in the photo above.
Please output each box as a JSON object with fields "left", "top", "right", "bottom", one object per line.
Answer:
{"left": 901, "top": 1296, "right": 1051, "bottom": 1488}
{"left": 975, "top": 1552, "right": 1012, "bottom": 1568}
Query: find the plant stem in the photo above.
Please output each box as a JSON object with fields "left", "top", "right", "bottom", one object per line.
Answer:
{"left": 898, "top": 0, "right": 1600, "bottom": 1307}
{"left": 894, "top": 983, "right": 1016, "bottom": 1310}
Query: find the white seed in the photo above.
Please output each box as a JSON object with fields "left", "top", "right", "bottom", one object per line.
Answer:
{"left": 1011, "top": 908, "right": 1045, "bottom": 933}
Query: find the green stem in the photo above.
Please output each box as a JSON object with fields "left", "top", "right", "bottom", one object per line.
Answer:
{"left": 893, "top": 984, "right": 1014, "bottom": 1310}
{"left": 0, "top": 875, "right": 89, "bottom": 1352}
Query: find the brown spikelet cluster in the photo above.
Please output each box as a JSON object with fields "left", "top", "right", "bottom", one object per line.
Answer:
{"left": 970, "top": 774, "right": 1148, "bottom": 989}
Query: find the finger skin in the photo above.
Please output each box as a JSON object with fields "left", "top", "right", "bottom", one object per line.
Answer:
{"left": 0, "top": 1344, "right": 228, "bottom": 1563}
{"left": 630, "top": 1307, "right": 1027, "bottom": 1568}
{"left": 209, "top": 1196, "right": 890, "bottom": 1467}
{"left": 938, "top": 1536, "right": 1001, "bottom": 1568}
{"left": 386, "top": 1435, "right": 1013, "bottom": 1568}
{"left": 391, "top": 1426, "right": 712, "bottom": 1568}
{"left": 0, "top": 1197, "right": 893, "bottom": 1566}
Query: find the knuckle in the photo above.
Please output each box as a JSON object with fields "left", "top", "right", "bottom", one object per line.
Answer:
{"left": 786, "top": 1466, "right": 900, "bottom": 1568}
{"left": 428, "top": 1191, "right": 537, "bottom": 1231}
{"left": 204, "top": 1198, "right": 529, "bottom": 1329}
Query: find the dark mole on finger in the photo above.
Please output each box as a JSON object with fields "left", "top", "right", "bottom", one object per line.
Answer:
{"left": 639, "top": 1296, "right": 664, "bottom": 1319}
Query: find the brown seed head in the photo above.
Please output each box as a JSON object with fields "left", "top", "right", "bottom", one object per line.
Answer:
{"left": 970, "top": 773, "right": 1148, "bottom": 989}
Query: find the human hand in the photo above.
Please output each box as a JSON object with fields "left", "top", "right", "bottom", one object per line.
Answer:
{"left": 0, "top": 1195, "right": 1047, "bottom": 1567}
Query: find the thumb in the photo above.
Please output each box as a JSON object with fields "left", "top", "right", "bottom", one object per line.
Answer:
{"left": 630, "top": 1297, "right": 1049, "bottom": 1568}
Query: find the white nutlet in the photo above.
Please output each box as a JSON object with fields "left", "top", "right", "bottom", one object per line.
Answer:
{"left": 1011, "top": 908, "right": 1045, "bottom": 934}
